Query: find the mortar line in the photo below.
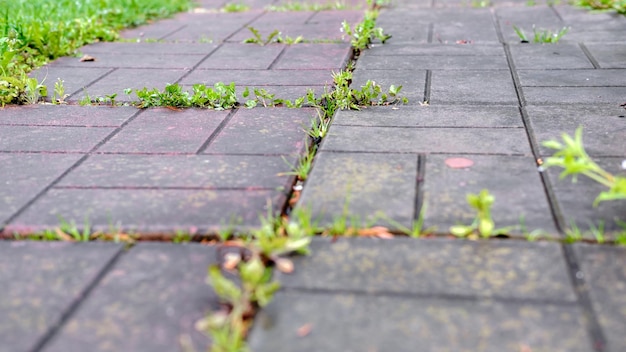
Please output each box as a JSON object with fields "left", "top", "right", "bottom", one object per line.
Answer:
{"left": 195, "top": 109, "right": 238, "bottom": 154}
{"left": 423, "top": 69, "right": 432, "bottom": 103}
{"left": 221, "top": 10, "right": 268, "bottom": 43}
{"left": 549, "top": 5, "right": 565, "bottom": 23}
{"left": 156, "top": 24, "right": 188, "bottom": 41}
{"left": 427, "top": 23, "right": 434, "bottom": 43}
{"left": 579, "top": 43, "right": 601, "bottom": 69}
{"left": 31, "top": 247, "right": 127, "bottom": 352}
{"left": 66, "top": 68, "right": 116, "bottom": 100}
{"left": 175, "top": 43, "right": 223, "bottom": 83}
{"left": 267, "top": 46, "right": 288, "bottom": 70}
{"left": 413, "top": 154, "right": 426, "bottom": 222}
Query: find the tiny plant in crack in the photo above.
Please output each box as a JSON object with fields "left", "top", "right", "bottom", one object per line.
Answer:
{"left": 243, "top": 27, "right": 303, "bottom": 46}
{"left": 135, "top": 82, "right": 238, "bottom": 110}
{"left": 341, "top": 8, "right": 391, "bottom": 52}
{"left": 450, "top": 189, "right": 517, "bottom": 238}
{"left": 513, "top": 25, "right": 569, "bottom": 43}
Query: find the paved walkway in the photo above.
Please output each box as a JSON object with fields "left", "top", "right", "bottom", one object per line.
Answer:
{"left": 1, "top": 0, "right": 625, "bottom": 351}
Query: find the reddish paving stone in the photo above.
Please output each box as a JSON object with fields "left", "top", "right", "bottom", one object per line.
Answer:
{"left": 307, "top": 10, "right": 364, "bottom": 25}
{"left": 28, "top": 67, "right": 113, "bottom": 98}
{"left": 48, "top": 53, "right": 205, "bottom": 69}
{"left": 69, "top": 69, "right": 189, "bottom": 102}
{"left": 180, "top": 69, "right": 334, "bottom": 86}
{"left": 0, "top": 105, "right": 137, "bottom": 127}
{"left": 250, "top": 11, "right": 316, "bottom": 26}
{"left": 58, "top": 154, "right": 294, "bottom": 189}
{"left": 364, "top": 43, "right": 505, "bottom": 56}
{"left": 351, "top": 69, "right": 426, "bottom": 103}
{"left": 119, "top": 19, "right": 185, "bottom": 41}
{"left": 356, "top": 55, "right": 509, "bottom": 70}
{"left": 0, "top": 154, "right": 81, "bottom": 225}
{"left": 8, "top": 189, "right": 285, "bottom": 232}
{"left": 80, "top": 42, "right": 219, "bottom": 55}
{"left": 97, "top": 108, "right": 229, "bottom": 154}
{"left": 272, "top": 44, "right": 352, "bottom": 70}
{"left": 204, "top": 107, "right": 314, "bottom": 155}
{"left": 160, "top": 12, "right": 263, "bottom": 42}
{"left": 430, "top": 70, "right": 518, "bottom": 104}
{"left": 235, "top": 85, "right": 326, "bottom": 102}
{"left": 196, "top": 43, "right": 285, "bottom": 70}
{"left": 0, "top": 126, "right": 114, "bottom": 153}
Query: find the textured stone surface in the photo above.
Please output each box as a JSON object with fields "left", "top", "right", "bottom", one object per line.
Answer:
{"left": 0, "top": 242, "right": 123, "bottom": 352}
{"left": 197, "top": 44, "right": 284, "bottom": 70}
{"left": 0, "top": 105, "right": 137, "bottom": 127}
{"left": 518, "top": 69, "right": 626, "bottom": 87}
{"left": 364, "top": 43, "right": 505, "bottom": 56}
{"left": 0, "top": 126, "right": 113, "bottom": 153}
{"left": 585, "top": 43, "right": 626, "bottom": 68}
{"left": 356, "top": 55, "right": 509, "bottom": 70}
{"left": 43, "top": 243, "right": 220, "bottom": 352}
{"left": 80, "top": 42, "right": 219, "bottom": 55}
{"left": 180, "top": 69, "right": 334, "bottom": 86}
{"left": 296, "top": 152, "right": 417, "bottom": 227}
{"left": 272, "top": 44, "right": 351, "bottom": 70}
{"left": 49, "top": 53, "right": 206, "bottom": 69}
{"left": 510, "top": 44, "right": 593, "bottom": 70}
{"left": 523, "top": 87, "right": 626, "bottom": 105}
{"left": 28, "top": 67, "right": 113, "bottom": 97}
{"left": 423, "top": 154, "right": 558, "bottom": 234}
{"left": 350, "top": 69, "right": 426, "bottom": 103}
{"left": 430, "top": 70, "right": 518, "bottom": 104}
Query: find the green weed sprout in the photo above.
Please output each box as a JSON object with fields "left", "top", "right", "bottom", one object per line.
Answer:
{"left": 450, "top": 189, "right": 517, "bottom": 238}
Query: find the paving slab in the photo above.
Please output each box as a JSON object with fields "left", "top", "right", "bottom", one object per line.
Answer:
{"left": 0, "top": 105, "right": 137, "bottom": 127}
{"left": 226, "top": 23, "right": 346, "bottom": 43}
{"left": 573, "top": 43, "right": 626, "bottom": 69}
{"left": 278, "top": 237, "right": 576, "bottom": 300}
{"left": 377, "top": 23, "right": 430, "bottom": 43}
{"left": 356, "top": 55, "right": 509, "bottom": 70}
{"left": 526, "top": 105, "right": 626, "bottom": 157}
{"left": 249, "top": 291, "right": 589, "bottom": 352}
{"left": 97, "top": 108, "right": 229, "bottom": 154}
{"left": 350, "top": 69, "right": 426, "bottom": 103}
{"left": 332, "top": 105, "right": 524, "bottom": 128}
{"left": 48, "top": 53, "right": 206, "bottom": 69}
{"left": 509, "top": 43, "right": 593, "bottom": 70}
{"left": 80, "top": 42, "right": 219, "bottom": 55}
{"left": 248, "top": 11, "right": 316, "bottom": 26}
{"left": 180, "top": 69, "right": 334, "bottom": 86}
{"left": 365, "top": 43, "right": 505, "bottom": 56}
{"left": 203, "top": 107, "right": 313, "bottom": 155}
{"left": 430, "top": 70, "right": 518, "bottom": 104}
{"left": 0, "top": 154, "right": 82, "bottom": 226}
{"left": 7, "top": 189, "right": 284, "bottom": 232}
{"left": 307, "top": 10, "right": 364, "bottom": 25}
{"left": 0, "top": 242, "right": 123, "bottom": 352}
{"left": 159, "top": 12, "right": 263, "bottom": 42}
{"left": 58, "top": 154, "right": 294, "bottom": 189}
{"left": 546, "top": 157, "right": 626, "bottom": 234}
{"left": 518, "top": 69, "right": 626, "bottom": 87}
{"left": 422, "top": 154, "right": 558, "bottom": 234}
{"left": 0, "top": 126, "right": 114, "bottom": 153}
{"left": 42, "top": 243, "right": 220, "bottom": 352}
{"left": 523, "top": 86, "right": 626, "bottom": 105}
{"left": 272, "top": 44, "right": 352, "bottom": 70}
{"left": 296, "top": 152, "right": 417, "bottom": 227}
{"left": 574, "top": 244, "right": 626, "bottom": 351}
{"left": 28, "top": 67, "right": 113, "bottom": 98}
{"left": 321, "top": 125, "right": 531, "bottom": 155}
{"left": 197, "top": 43, "right": 285, "bottom": 70}
{"left": 431, "top": 9, "right": 500, "bottom": 43}
{"left": 119, "top": 20, "right": 185, "bottom": 41}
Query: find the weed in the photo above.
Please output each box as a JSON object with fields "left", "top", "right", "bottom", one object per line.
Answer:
{"left": 573, "top": 0, "right": 626, "bottom": 14}
{"left": 542, "top": 126, "right": 626, "bottom": 206}
{"left": 266, "top": 1, "right": 350, "bottom": 11}
{"left": 221, "top": 2, "right": 250, "bottom": 12}
{"left": 306, "top": 110, "right": 331, "bottom": 142}
{"left": 173, "top": 230, "right": 192, "bottom": 243}
{"left": 135, "top": 82, "right": 238, "bottom": 110}
{"left": 341, "top": 9, "right": 391, "bottom": 52}
{"left": 513, "top": 25, "right": 569, "bottom": 43}
{"left": 470, "top": 0, "right": 492, "bottom": 7}
{"left": 450, "top": 189, "right": 517, "bottom": 238}
{"left": 565, "top": 220, "right": 584, "bottom": 243}
{"left": 243, "top": 27, "right": 304, "bottom": 46}
{"left": 52, "top": 78, "right": 67, "bottom": 104}
{"left": 324, "top": 69, "right": 407, "bottom": 111}
{"left": 616, "top": 219, "right": 626, "bottom": 246}
{"left": 379, "top": 204, "right": 436, "bottom": 238}
{"left": 279, "top": 143, "right": 317, "bottom": 181}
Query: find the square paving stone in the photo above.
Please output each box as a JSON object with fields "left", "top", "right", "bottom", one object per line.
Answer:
{"left": 42, "top": 243, "right": 221, "bottom": 352}
{"left": 518, "top": 69, "right": 626, "bottom": 87}
{"left": 524, "top": 87, "right": 626, "bottom": 105}
{"left": 0, "top": 154, "right": 82, "bottom": 227}
{"left": 496, "top": 6, "right": 564, "bottom": 43}
{"left": 197, "top": 44, "right": 285, "bottom": 70}
{"left": 180, "top": 69, "right": 334, "bottom": 86}
{"left": 546, "top": 157, "right": 626, "bottom": 234}
{"left": 364, "top": 43, "right": 505, "bottom": 56}
{"left": 0, "top": 105, "right": 137, "bottom": 127}
{"left": 80, "top": 42, "right": 219, "bottom": 55}
{"left": 272, "top": 44, "right": 352, "bottom": 70}
{"left": 574, "top": 244, "right": 626, "bottom": 351}
{"left": 97, "top": 108, "right": 229, "bottom": 154}
{"left": 423, "top": 154, "right": 558, "bottom": 234}
{"left": 277, "top": 237, "right": 575, "bottom": 300}
{"left": 564, "top": 30, "right": 626, "bottom": 43}
{"left": 0, "top": 126, "right": 114, "bottom": 153}
{"left": 8, "top": 189, "right": 284, "bottom": 232}
{"left": 69, "top": 68, "right": 189, "bottom": 102}
{"left": 356, "top": 55, "right": 509, "bottom": 70}
{"left": 350, "top": 69, "right": 426, "bottom": 103}
{"left": 585, "top": 43, "right": 626, "bottom": 68}
{"left": 119, "top": 19, "right": 185, "bottom": 41}
{"left": 160, "top": 12, "right": 263, "bottom": 42}
{"left": 509, "top": 44, "right": 594, "bottom": 70}
{"left": 48, "top": 53, "right": 205, "bottom": 69}
{"left": 527, "top": 105, "right": 626, "bottom": 157}
{"left": 0, "top": 242, "right": 123, "bottom": 352}
{"left": 296, "top": 152, "right": 417, "bottom": 227}
{"left": 321, "top": 125, "right": 532, "bottom": 155}
{"left": 249, "top": 291, "right": 589, "bottom": 352}
{"left": 430, "top": 70, "right": 518, "bottom": 104}
{"left": 375, "top": 23, "right": 430, "bottom": 43}
{"left": 204, "top": 107, "right": 313, "bottom": 155}
{"left": 58, "top": 154, "right": 293, "bottom": 190}
{"left": 332, "top": 105, "right": 524, "bottom": 128}
{"left": 28, "top": 67, "right": 113, "bottom": 98}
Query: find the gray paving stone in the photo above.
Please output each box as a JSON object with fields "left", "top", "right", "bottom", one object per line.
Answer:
{"left": 296, "top": 152, "right": 417, "bottom": 227}
{"left": 574, "top": 244, "right": 626, "bottom": 351}
{"left": 364, "top": 43, "right": 505, "bottom": 56}
{"left": 0, "top": 154, "right": 81, "bottom": 226}
{"left": 0, "top": 105, "right": 137, "bottom": 127}
{"left": 423, "top": 154, "right": 558, "bottom": 234}
{"left": 226, "top": 23, "right": 346, "bottom": 43}
{"left": 69, "top": 68, "right": 189, "bottom": 102}
{"left": 0, "top": 126, "right": 113, "bottom": 153}
{"left": 180, "top": 69, "right": 334, "bottom": 86}
{"left": 307, "top": 10, "right": 364, "bottom": 25}
{"left": 518, "top": 69, "right": 626, "bottom": 87}
{"left": 97, "top": 108, "right": 228, "bottom": 154}
{"left": 527, "top": 105, "right": 626, "bottom": 157}
{"left": 0, "top": 242, "right": 123, "bottom": 352}
{"left": 160, "top": 12, "right": 262, "bottom": 42}
{"left": 377, "top": 23, "right": 430, "bottom": 43}
{"left": 356, "top": 55, "right": 509, "bottom": 70}
{"left": 249, "top": 11, "right": 315, "bottom": 26}
{"left": 279, "top": 237, "right": 575, "bottom": 300}
{"left": 583, "top": 43, "right": 626, "bottom": 68}
{"left": 49, "top": 53, "right": 206, "bottom": 69}
{"left": 197, "top": 44, "right": 285, "bottom": 70}
{"left": 524, "top": 86, "right": 626, "bottom": 105}
{"left": 58, "top": 154, "right": 293, "bottom": 189}
{"left": 321, "top": 125, "right": 531, "bottom": 155}
{"left": 496, "top": 6, "right": 564, "bottom": 43}
{"left": 350, "top": 69, "right": 426, "bottom": 103}
{"left": 249, "top": 291, "right": 589, "bottom": 352}
{"left": 42, "top": 243, "right": 219, "bottom": 352}
{"left": 332, "top": 105, "right": 524, "bottom": 128}
{"left": 509, "top": 43, "right": 593, "bottom": 69}
{"left": 29, "top": 67, "right": 113, "bottom": 97}
{"left": 204, "top": 107, "right": 313, "bottom": 155}
{"left": 546, "top": 157, "right": 626, "bottom": 234}
{"left": 564, "top": 30, "right": 626, "bottom": 42}
{"left": 430, "top": 70, "right": 518, "bottom": 104}
{"left": 80, "top": 42, "right": 219, "bottom": 55}
{"left": 431, "top": 9, "right": 500, "bottom": 43}
{"left": 119, "top": 19, "right": 184, "bottom": 40}
{"left": 272, "top": 44, "right": 352, "bottom": 70}
{"left": 7, "top": 189, "right": 283, "bottom": 232}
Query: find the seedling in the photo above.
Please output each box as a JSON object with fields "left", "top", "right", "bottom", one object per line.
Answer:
{"left": 52, "top": 78, "right": 68, "bottom": 104}
{"left": 470, "top": 0, "right": 492, "bottom": 7}
{"left": 513, "top": 25, "right": 569, "bottom": 43}
{"left": 450, "top": 189, "right": 517, "bottom": 238}
{"left": 221, "top": 2, "right": 250, "bottom": 12}
{"left": 542, "top": 126, "right": 626, "bottom": 206}
{"left": 379, "top": 204, "right": 436, "bottom": 238}
{"left": 266, "top": 1, "right": 349, "bottom": 11}
{"left": 135, "top": 82, "right": 238, "bottom": 110}
{"left": 243, "top": 27, "right": 304, "bottom": 46}
{"left": 573, "top": 0, "right": 626, "bottom": 14}
{"left": 306, "top": 110, "right": 331, "bottom": 142}
{"left": 279, "top": 143, "right": 317, "bottom": 181}
{"left": 341, "top": 9, "right": 391, "bottom": 52}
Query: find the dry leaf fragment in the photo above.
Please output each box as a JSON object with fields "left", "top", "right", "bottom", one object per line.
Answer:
{"left": 223, "top": 253, "right": 241, "bottom": 270}
{"left": 55, "top": 228, "right": 74, "bottom": 241}
{"left": 79, "top": 54, "right": 96, "bottom": 62}
{"left": 274, "top": 257, "right": 294, "bottom": 274}
{"left": 357, "top": 226, "right": 393, "bottom": 238}
{"left": 445, "top": 157, "right": 474, "bottom": 169}
{"left": 297, "top": 323, "right": 313, "bottom": 337}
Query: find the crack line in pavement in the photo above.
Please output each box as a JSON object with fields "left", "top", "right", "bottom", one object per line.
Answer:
{"left": 579, "top": 43, "right": 602, "bottom": 69}
{"left": 195, "top": 108, "right": 238, "bottom": 154}
{"left": 66, "top": 68, "right": 117, "bottom": 100}
{"left": 423, "top": 69, "right": 432, "bottom": 103}
{"left": 413, "top": 154, "right": 426, "bottom": 222}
